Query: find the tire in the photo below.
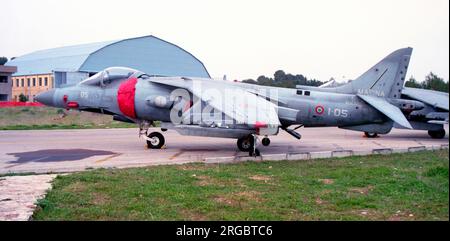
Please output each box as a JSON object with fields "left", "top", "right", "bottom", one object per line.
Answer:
{"left": 146, "top": 132, "right": 165, "bottom": 149}
{"left": 428, "top": 129, "right": 446, "bottom": 139}
{"left": 237, "top": 136, "right": 254, "bottom": 152}
{"left": 364, "top": 132, "right": 378, "bottom": 138}
{"left": 262, "top": 137, "right": 270, "bottom": 146}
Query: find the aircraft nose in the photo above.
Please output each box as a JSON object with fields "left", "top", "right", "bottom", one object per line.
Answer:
{"left": 35, "top": 89, "right": 56, "bottom": 106}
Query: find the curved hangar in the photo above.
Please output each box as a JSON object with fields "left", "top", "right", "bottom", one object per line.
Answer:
{"left": 7, "top": 35, "right": 210, "bottom": 101}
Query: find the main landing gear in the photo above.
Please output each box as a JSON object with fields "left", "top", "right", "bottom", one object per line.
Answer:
{"left": 237, "top": 135, "right": 270, "bottom": 157}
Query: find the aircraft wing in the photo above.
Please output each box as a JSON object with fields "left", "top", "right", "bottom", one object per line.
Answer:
{"left": 402, "top": 87, "right": 449, "bottom": 111}
{"left": 357, "top": 94, "right": 413, "bottom": 129}
{"left": 149, "top": 78, "right": 281, "bottom": 134}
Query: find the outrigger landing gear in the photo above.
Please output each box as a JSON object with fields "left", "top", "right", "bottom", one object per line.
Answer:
{"left": 236, "top": 134, "right": 261, "bottom": 157}
{"left": 139, "top": 121, "right": 166, "bottom": 149}
{"left": 364, "top": 132, "right": 378, "bottom": 138}
{"left": 428, "top": 129, "right": 446, "bottom": 139}
{"left": 261, "top": 137, "right": 271, "bottom": 146}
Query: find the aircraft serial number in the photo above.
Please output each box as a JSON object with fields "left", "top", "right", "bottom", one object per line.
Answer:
{"left": 327, "top": 108, "right": 348, "bottom": 117}
{"left": 80, "top": 91, "right": 89, "bottom": 98}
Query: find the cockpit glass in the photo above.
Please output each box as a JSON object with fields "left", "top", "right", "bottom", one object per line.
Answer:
{"left": 103, "top": 67, "right": 136, "bottom": 83}
{"left": 78, "top": 67, "right": 139, "bottom": 86}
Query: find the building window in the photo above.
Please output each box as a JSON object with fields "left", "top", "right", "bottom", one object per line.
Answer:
{"left": 44, "top": 77, "right": 48, "bottom": 86}
{"left": 16, "top": 79, "right": 19, "bottom": 87}
{"left": 27, "top": 78, "right": 30, "bottom": 87}
{"left": 39, "top": 78, "right": 42, "bottom": 86}
{"left": 21, "top": 79, "right": 24, "bottom": 87}
{"left": 33, "top": 78, "right": 36, "bottom": 86}
{"left": 0, "top": 76, "right": 7, "bottom": 83}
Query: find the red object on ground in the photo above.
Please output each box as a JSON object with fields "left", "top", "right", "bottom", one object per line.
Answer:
{"left": 0, "top": 102, "right": 44, "bottom": 108}
{"left": 117, "top": 77, "right": 138, "bottom": 119}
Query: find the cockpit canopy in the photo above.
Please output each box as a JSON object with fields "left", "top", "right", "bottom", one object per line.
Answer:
{"left": 78, "top": 67, "right": 143, "bottom": 86}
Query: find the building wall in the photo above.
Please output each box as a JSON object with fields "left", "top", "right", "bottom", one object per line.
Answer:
{"left": 54, "top": 71, "right": 90, "bottom": 88}
{"left": 11, "top": 74, "right": 53, "bottom": 102}
{"left": 0, "top": 66, "right": 17, "bottom": 101}
{"left": 0, "top": 73, "right": 12, "bottom": 101}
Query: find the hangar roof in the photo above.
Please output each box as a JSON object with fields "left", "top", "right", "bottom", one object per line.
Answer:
{"left": 7, "top": 35, "right": 210, "bottom": 78}
{"left": 7, "top": 40, "right": 116, "bottom": 76}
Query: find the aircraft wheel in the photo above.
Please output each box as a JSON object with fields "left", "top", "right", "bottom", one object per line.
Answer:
{"left": 428, "top": 129, "right": 446, "bottom": 139}
{"left": 147, "top": 132, "right": 165, "bottom": 149}
{"left": 262, "top": 137, "right": 270, "bottom": 146}
{"left": 237, "top": 136, "right": 254, "bottom": 152}
{"left": 364, "top": 132, "right": 378, "bottom": 138}
{"left": 249, "top": 148, "right": 261, "bottom": 157}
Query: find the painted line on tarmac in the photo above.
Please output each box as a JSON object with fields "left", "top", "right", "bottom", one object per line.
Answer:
{"left": 95, "top": 153, "right": 122, "bottom": 163}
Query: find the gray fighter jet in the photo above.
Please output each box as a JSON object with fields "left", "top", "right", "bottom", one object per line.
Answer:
{"left": 36, "top": 47, "right": 448, "bottom": 156}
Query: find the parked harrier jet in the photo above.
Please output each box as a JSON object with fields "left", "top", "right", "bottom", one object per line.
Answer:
{"left": 36, "top": 47, "right": 448, "bottom": 156}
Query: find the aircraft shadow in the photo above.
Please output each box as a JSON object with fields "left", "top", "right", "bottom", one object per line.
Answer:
{"left": 6, "top": 149, "right": 117, "bottom": 164}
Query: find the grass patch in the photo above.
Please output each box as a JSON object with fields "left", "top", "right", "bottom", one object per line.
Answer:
{"left": 0, "top": 107, "right": 136, "bottom": 130}
{"left": 0, "top": 172, "right": 38, "bottom": 177}
{"left": 33, "top": 150, "right": 449, "bottom": 221}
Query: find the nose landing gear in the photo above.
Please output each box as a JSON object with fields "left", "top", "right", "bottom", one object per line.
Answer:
{"left": 146, "top": 132, "right": 165, "bottom": 149}
{"left": 139, "top": 121, "right": 166, "bottom": 149}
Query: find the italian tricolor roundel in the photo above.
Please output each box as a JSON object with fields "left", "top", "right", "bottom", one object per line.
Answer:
{"left": 315, "top": 105, "right": 325, "bottom": 115}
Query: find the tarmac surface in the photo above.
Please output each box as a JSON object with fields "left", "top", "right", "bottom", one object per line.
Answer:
{"left": 0, "top": 126, "right": 448, "bottom": 174}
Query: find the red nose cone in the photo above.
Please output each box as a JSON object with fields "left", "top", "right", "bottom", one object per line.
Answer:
{"left": 117, "top": 77, "right": 138, "bottom": 119}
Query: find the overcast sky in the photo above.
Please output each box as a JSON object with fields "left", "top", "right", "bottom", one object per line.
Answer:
{"left": 1, "top": 0, "right": 448, "bottom": 82}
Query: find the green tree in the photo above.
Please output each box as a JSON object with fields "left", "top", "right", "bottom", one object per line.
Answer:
{"left": 422, "top": 72, "right": 449, "bottom": 93}
{"left": 244, "top": 70, "right": 324, "bottom": 89}
{"left": 405, "top": 76, "right": 422, "bottom": 88}
{"left": 242, "top": 79, "right": 257, "bottom": 84}
{"left": 257, "top": 75, "right": 273, "bottom": 86}
{"left": 0, "top": 57, "right": 8, "bottom": 65}
{"left": 19, "top": 93, "right": 28, "bottom": 102}
{"left": 274, "top": 70, "right": 287, "bottom": 82}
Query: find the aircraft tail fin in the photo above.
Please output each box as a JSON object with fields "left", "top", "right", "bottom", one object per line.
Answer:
{"left": 335, "top": 47, "right": 413, "bottom": 99}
